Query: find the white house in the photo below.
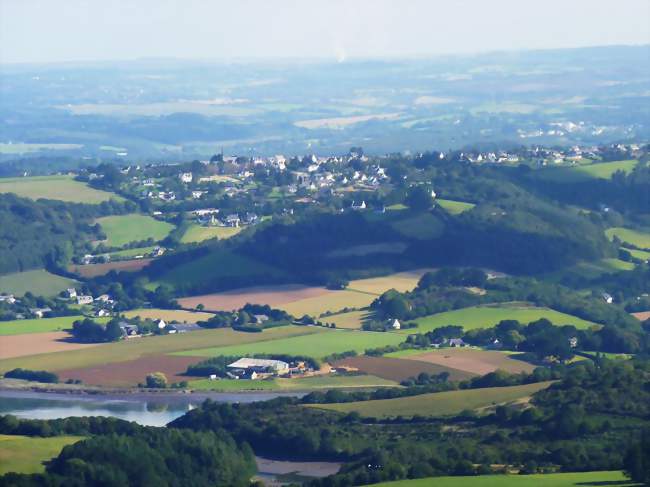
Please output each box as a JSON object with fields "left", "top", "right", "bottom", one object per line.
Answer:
{"left": 179, "top": 172, "right": 193, "bottom": 183}
{"left": 157, "top": 319, "right": 167, "bottom": 330}
{"left": 76, "top": 295, "right": 94, "bottom": 305}
{"left": 66, "top": 288, "right": 77, "bottom": 299}
{"left": 602, "top": 293, "right": 614, "bottom": 304}
{"left": 351, "top": 200, "right": 367, "bottom": 210}
{"left": 391, "top": 319, "right": 401, "bottom": 330}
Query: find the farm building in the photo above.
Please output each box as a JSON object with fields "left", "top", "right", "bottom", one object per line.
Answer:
{"left": 227, "top": 358, "right": 289, "bottom": 379}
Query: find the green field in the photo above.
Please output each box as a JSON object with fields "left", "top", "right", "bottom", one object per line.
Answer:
{"left": 0, "top": 269, "right": 78, "bottom": 297}
{"left": 537, "top": 160, "right": 640, "bottom": 183}
{"left": 0, "top": 175, "right": 121, "bottom": 203}
{"left": 189, "top": 374, "right": 397, "bottom": 391}
{"left": 627, "top": 248, "right": 650, "bottom": 261}
{"left": 436, "top": 199, "right": 475, "bottom": 215}
{"left": 311, "top": 381, "right": 553, "bottom": 418}
{"left": 109, "top": 246, "right": 156, "bottom": 258}
{"left": 180, "top": 224, "right": 243, "bottom": 244}
{"left": 375, "top": 471, "right": 635, "bottom": 487}
{"left": 174, "top": 328, "right": 405, "bottom": 359}
{"left": 0, "top": 435, "right": 84, "bottom": 475}
{"left": 0, "top": 325, "right": 319, "bottom": 373}
{"left": 96, "top": 214, "right": 174, "bottom": 247}
{"left": 606, "top": 227, "right": 650, "bottom": 250}
{"left": 0, "top": 315, "right": 108, "bottom": 336}
{"left": 151, "top": 249, "right": 285, "bottom": 290}
{"left": 408, "top": 304, "right": 598, "bottom": 334}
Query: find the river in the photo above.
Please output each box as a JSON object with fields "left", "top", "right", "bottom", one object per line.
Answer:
{"left": 0, "top": 389, "right": 303, "bottom": 426}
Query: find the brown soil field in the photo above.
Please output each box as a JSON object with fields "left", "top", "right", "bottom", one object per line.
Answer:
{"left": 332, "top": 355, "right": 474, "bottom": 382}
{"left": 0, "top": 332, "right": 101, "bottom": 360}
{"left": 58, "top": 354, "right": 203, "bottom": 387}
{"left": 69, "top": 259, "right": 152, "bottom": 278}
{"left": 178, "top": 284, "right": 330, "bottom": 311}
{"left": 632, "top": 311, "right": 650, "bottom": 321}
{"left": 405, "top": 348, "right": 536, "bottom": 375}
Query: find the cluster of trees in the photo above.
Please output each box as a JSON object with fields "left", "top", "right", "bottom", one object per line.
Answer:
{"left": 170, "top": 359, "right": 650, "bottom": 486}
{"left": 70, "top": 318, "right": 123, "bottom": 343}
{"left": 0, "top": 293, "right": 76, "bottom": 322}
{"left": 0, "top": 418, "right": 256, "bottom": 487}
{"left": 0, "top": 193, "right": 135, "bottom": 274}
{"left": 196, "top": 303, "right": 293, "bottom": 331}
{"left": 4, "top": 368, "right": 59, "bottom": 384}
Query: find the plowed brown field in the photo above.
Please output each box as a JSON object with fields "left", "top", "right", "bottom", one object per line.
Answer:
{"left": 332, "top": 355, "right": 474, "bottom": 382}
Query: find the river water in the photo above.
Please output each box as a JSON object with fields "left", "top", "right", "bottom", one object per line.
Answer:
{"left": 0, "top": 390, "right": 340, "bottom": 483}
{"left": 0, "top": 390, "right": 303, "bottom": 426}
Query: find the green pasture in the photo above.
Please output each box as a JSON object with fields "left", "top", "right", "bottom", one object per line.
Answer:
{"left": 606, "top": 227, "right": 650, "bottom": 250}
{"left": 189, "top": 374, "right": 397, "bottom": 392}
{"left": 0, "top": 175, "right": 121, "bottom": 203}
{"left": 180, "top": 224, "right": 242, "bottom": 244}
{"left": 173, "top": 329, "right": 405, "bottom": 359}
{"left": 96, "top": 214, "right": 174, "bottom": 247}
{"left": 0, "top": 435, "right": 84, "bottom": 475}
{"left": 408, "top": 304, "right": 598, "bottom": 334}
{"left": 0, "top": 269, "right": 78, "bottom": 297}
{"left": 310, "top": 381, "right": 553, "bottom": 418}
{"left": 0, "top": 325, "right": 319, "bottom": 373}
{"left": 375, "top": 471, "right": 635, "bottom": 487}
{"left": 537, "top": 159, "right": 639, "bottom": 183}
{"left": 436, "top": 198, "right": 475, "bottom": 215}
{"left": 0, "top": 315, "right": 108, "bottom": 336}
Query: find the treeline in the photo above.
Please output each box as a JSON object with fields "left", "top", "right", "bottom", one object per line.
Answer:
{"left": 371, "top": 268, "right": 640, "bottom": 331}
{"left": 196, "top": 303, "right": 293, "bottom": 332}
{"left": 0, "top": 193, "right": 135, "bottom": 274}
{"left": 170, "top": 359, "right": 650, "bottom": 486}
{"left": 0, "top": 416, "right": 255, "bottom": 487}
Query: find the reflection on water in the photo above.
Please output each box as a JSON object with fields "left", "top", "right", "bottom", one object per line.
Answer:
{"left": 0, "top": 390, "right": 303, "bottom": 427}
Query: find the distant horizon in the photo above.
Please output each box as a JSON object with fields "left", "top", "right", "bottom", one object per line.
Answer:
{"left": 2, "top": 0, "right": 649, "bottom": 65}
{"left": 2, "top": 42, "right": 649, "bottom": 68}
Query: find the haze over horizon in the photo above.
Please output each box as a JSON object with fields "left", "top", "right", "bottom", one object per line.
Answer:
{"left": 1, "top": 0, "right": 649, "bottom": 65}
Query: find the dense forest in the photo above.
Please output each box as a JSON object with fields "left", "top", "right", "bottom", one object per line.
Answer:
{"left": 0, "top": 417, "right": 255, "bottom": 487}
{"left": 0, "top": 194, "right": 135, "bottom": 274}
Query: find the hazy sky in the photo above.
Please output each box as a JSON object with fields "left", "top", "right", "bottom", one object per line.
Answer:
{"left": 1, "top": 0, "right": 649, "bottom": 64}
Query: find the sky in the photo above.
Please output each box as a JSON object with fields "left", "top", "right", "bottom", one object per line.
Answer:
{"left": 1, "top": 0, "right": 649, "bottom": 64}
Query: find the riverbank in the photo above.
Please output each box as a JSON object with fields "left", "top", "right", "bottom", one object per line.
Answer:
{"left": 0, "top": 378, "right": 306, "bottom": 400}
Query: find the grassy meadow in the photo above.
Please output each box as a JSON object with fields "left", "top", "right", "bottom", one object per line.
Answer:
{"left": 310, "top": 381, "right": 553, "bottom": 418}
{"left": 0, "top": 269, "right": 78, "bottom": 297}
{"left": 96, "top": 214, "right": 174, "bottom": 247}
{"left": 180, "top": 224, "right": 242, "bottom": 244}
{"left": 436, "top": 198, "right": 475, "bottom": 215}
{"left": 374, "top": 471, "right": 635, "bottom": 487}
{"left": 0, "top": 175, "right": 121, "bottom": 203}
{"left": 0, "top": 316, "right": 108, "bottom": 336}
{"left": 0, "top": 435, "right": 84, "bottom": 475}
{"left": 173, "top": 328, "right": 405, "bottom": 359}
{"left": 537, "top": 159, "right": 639, "bottom": 182}
{"left": 606, "top": 227, "right": 650, "bottom": 249}
{"left": 408, "top": 304, "right": 598, "bottom": 334}
{"left": 189, "top": 374, "right": 397, "bottom": 392}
